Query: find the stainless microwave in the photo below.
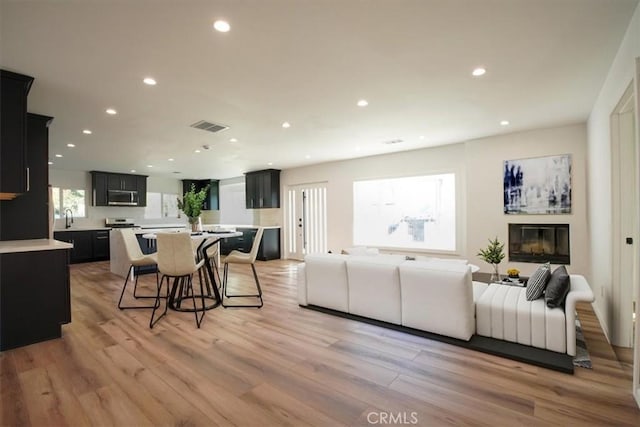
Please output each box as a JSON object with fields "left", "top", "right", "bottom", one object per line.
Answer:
{"left": 107, "top": 189, "right": 139, "bottom": 206}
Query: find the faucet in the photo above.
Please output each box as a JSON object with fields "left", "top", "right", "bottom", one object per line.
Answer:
{"left": 64, "top": 208, "right": 74, "bottom": 229}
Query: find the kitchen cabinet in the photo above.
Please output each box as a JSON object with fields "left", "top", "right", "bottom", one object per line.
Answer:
{"left": 92, "top": 230, "right": 110, "bottom": 260}
{"left": 182, "top": 179, "right": 219, "bottom": 210}
{"left": 0, "top": 70, "right": 34, "bottom": 199}
{"left": 245, "top": 169, "right": 280, "bottom": 209}
{"left": 220, "top": 227, "right": 281, "bottom": 260}
{"left": 91, "top": 172, "right": 108, "bottom": 206}
{"left": 0, "top": 248, "right": 71, "bottom": 351}
{"left": 90, "top": 171, "right": 147, "bottom": 206}
{"left": 1, "top": 113, "right": 53, "bottom": 241}
{"left": 53, "top": 229, "right": 110, "bottom": 263}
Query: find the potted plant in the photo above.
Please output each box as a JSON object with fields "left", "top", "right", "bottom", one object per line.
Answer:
{"left": 477, "top": 237, "right": 505, "bottom": 282}
{"left": 177, "top": 183, "right": 209, "bottom": 232}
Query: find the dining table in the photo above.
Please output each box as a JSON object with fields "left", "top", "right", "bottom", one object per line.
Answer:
{"left": 142, "top": 230, "right": 242, "bottom": 311}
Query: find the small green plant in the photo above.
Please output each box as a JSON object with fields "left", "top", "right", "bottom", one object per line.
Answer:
{"left": 477, "top": 237, "right": 505, "bottom": 264}
{"left": 477, "top": 237, "right": 505, "bottom": 281}
{"left": 177, "top": 183, "right": 209, "bottom": 224}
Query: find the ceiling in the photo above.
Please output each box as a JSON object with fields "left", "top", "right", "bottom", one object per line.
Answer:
{"left": 1, "top": 0, "right": 637, "bottom": 180}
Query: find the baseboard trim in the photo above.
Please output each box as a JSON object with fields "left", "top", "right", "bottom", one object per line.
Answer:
{"left": 302, "top": 304, "right": 574, "bottom": 374}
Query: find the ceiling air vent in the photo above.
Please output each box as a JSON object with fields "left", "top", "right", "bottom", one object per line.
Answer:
{"left": 190, "top": 120, "right": 229, "bottom": 133}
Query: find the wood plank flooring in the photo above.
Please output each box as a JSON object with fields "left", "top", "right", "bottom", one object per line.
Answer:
{"left": 1, "top": 259, "right": 639, "bottom": 426}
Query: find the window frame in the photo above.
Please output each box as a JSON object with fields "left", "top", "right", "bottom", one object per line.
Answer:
{"left": 352, "top": 171, "right": 461, "bottom": 254}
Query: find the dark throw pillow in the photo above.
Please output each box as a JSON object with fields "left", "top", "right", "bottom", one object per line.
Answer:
{"left": 545, "top": 265, "right": 571, "bottom": 308}
{"left": 526, "top": 262, "right": 551, "bottom": 301}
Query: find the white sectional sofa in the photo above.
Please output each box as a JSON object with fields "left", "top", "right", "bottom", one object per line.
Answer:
{"left": 298, "top": 253, "right": 487, "bottom": 341}
{"left": 476, "top": 275, "right": 594, "bottom": 356}
{"left": 297, "top": 253, "right": 594, "bottom": 356}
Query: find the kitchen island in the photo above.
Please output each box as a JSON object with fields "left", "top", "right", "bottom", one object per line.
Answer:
{"left": 0, "top": 239, "right": 73, "bottom": 350}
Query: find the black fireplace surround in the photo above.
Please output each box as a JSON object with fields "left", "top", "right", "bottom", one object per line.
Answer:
{"left": 508, "top": 223, "right": 570, "bottom": 264}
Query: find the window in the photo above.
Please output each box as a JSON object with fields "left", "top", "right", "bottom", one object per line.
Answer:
{"left": 353, "top": 173, "right": 456, "bottom": 251}
{"left": 144, "top": 192, "right": 180, "bottom": 219}
{"left": 52, "top": 187, "right": 86, "bottom": 218}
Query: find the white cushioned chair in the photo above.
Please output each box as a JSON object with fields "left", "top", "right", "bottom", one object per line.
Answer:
{"left": 150, "top": 232, "right": 207, "bottom": 328}
{"left": 117, "top": 228, "right": 158, "bottom": 310}
{"left": 222, "top": 227, "right": 264, "bottom": 308}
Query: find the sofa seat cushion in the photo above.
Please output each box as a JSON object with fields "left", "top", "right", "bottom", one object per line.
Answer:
{"left": 399, "top": 261, "right": 475, "bottom": 341}
{"left": 476, "top": 284, "right": 566, "bottom": 353}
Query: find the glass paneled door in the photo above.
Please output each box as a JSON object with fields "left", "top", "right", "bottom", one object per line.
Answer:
{"left": 286, "top": 183, "right": 327, "bottom": 260}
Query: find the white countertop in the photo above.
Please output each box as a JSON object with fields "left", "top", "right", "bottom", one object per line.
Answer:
{"left": 203, "top": 224, "right": 281, "bottom": 229}
{"left": 53, "top": 227, "right": 111, "bottom": 232}
{"left": 0, "top": 239, "right": 73, "bottom": 254}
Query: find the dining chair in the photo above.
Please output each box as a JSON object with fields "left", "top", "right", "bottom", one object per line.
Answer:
{"left": 118, "top": 228, "right": 159, "bottom": 310}
{"left": 222, "top": 227, "right": 264, "bottom": 308}
{"left": 150, "top": 232, "right": 207, "bottom": 328}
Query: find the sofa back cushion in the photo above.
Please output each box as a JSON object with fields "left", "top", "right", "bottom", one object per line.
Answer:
{"left": 346, "top": 257, "right": 404, "bottom": 324}
{"left": 398, "top": 261, "right": 475, "bottom": 340}
{"left": 304, "top": 254, "right": 349, "bottom": 312}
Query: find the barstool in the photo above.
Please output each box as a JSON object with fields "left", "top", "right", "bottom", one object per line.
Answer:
{"left": 222, "top": 227, "right": 264, "bottom": 308}
{"left": 150, "top": 232, "right": 207, "bottom": 328}
{"left": 118, "top": 228, "right": 159, "bottom": 310}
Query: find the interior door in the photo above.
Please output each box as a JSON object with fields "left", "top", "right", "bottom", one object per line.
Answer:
{"left": 286, "top": 183, "right": 327, "bottom": 260}
{"left": 611, "top": 81, "right": 638, "bottom": 349}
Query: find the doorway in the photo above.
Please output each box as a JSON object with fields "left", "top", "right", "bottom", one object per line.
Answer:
{"left": 611, "top": 81, "right": 638, "bottom": 349}
{"left": 286, "top": 183, "right": 327, "bottom": 260}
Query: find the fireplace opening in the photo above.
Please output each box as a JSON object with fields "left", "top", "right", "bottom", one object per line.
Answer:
{"left": 508, "top": 223, "right": 570, "bottom": 264}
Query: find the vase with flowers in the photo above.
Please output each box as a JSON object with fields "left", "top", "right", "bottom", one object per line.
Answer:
{"left": 477, "top": 237, "right": 506, "bottom": 282}
{"left": 177, "top": 183, "right": 209, "bottom": 232}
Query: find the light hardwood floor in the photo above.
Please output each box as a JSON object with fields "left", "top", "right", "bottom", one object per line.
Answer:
{"left": 1, "top": 259, "right": 639, "bottom": 426}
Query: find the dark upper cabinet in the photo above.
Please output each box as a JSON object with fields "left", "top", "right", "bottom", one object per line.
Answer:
{"left": 182, "top": 179, "right": 219, "bottom": 210}
{"left": 0, "top": 70, "right": 34, "bottom": 198}
{"left": 245, "top": 169, "right": 280, "bottom": 209}
{"left": 136, "top": 175, "right": 147, "bottom": 207}
{"left": 90, "top": 171, "right": 147, "bottom": 206}
{"left": 1, "top": 113, "right": 53, "bottom": 241}
{"left": 91, "top": 172, "right": 108, "bottom": 206}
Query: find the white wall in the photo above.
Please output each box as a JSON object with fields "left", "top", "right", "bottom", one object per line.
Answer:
{"left": 587, "top": 3, "right": 640, "bottom": 340}
{"left": 281, "top": 122, "right": 588, "bottom": 277}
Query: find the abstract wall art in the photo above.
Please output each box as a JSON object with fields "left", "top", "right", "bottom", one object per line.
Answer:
{"left": 503, "top": 154, "right": 571, "bottom": 214}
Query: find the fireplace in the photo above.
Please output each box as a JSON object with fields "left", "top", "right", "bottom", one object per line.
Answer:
{"left": 508, "top": 223, "right": 570, "bottom": 264}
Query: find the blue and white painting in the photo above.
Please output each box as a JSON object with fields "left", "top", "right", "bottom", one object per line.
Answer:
{"left": 503, "top": 154, "right": 571, "bottom": 214}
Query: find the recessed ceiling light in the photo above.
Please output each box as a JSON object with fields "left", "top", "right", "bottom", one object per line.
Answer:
{"left": 143, "top": 77, "right": 157, "bottom": 85}
{"left": 267, "top": 162, "right": 273, "bottom": 166}
{"left": 472, "top": 67, "right": 486, "bottom": 77}
{"left": 106, "top": 108, "right": 117, "bottom": 115}
{"left": 82, "top": 129, "right": 92, "bottom": 135}
{"left": 66, "top": 143, "right": 75, "bottom": 148}
{"left": 229, "top": 138, "right": 238, "bottom": 142}
{"left": 355, "top": 146, "right": 361, "bottom": 151}
{"left": 131, "top": 169, "right": 136, "bottom": 173}
{"left": 282, "top": 122, "right": 291, "bottom": 128}
{"left": 55, "top": 154, "right": 63, "bottom": 158}
{"left": 500, "top": 120, "right": 510, "bottom": 126}
{"left": 48, "top": 161, "right": 53, "bottom": 165}
{"left": 357, "top": 99, "right": 368, "bottom": 107}
{"left": 305, "top": 154, "right": 311, "bottom": 159}
{"left": 194, "top": 149, "right": 201, "bottom": 153}
{"left": 419, "top": 135, "right": 425, "bottom": 140}
{"left": 168, "top": 158, "right": 174, "bottom": 161}
{"left": 213, "top": 20, "right": 230, "bottom": 32}
{"left": 147, "top": 165, "right": 153, "bottom": 168}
